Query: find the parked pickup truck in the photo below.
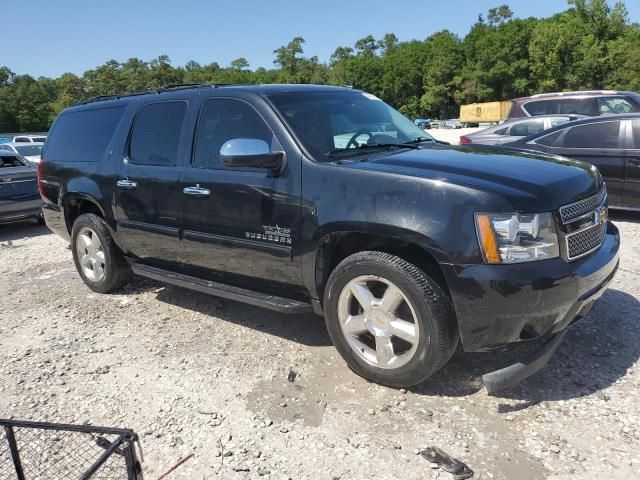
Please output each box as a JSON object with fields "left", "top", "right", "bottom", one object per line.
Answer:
{"left": 40, "top": 84, "right": 620, "bottom": 391}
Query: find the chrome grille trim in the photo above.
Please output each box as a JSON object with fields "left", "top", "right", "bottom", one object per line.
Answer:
{"left": 559, "top": 186, "right": 607, "bottom": 224}
{"left": 565, "top": 222, "right": 607, "bottom": 261}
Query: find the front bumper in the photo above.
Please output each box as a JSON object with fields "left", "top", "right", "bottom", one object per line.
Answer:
{"left": 442, "top": 221, "right": 620, "bottom": 352}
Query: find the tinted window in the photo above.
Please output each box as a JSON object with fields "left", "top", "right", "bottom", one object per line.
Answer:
{"left": 0, "top": 156, "right": 27, "bottom": 167}
{"left": 561, "top": 121, "right": 621, "bottom": 149}
{"left": 556, "top": 99, "right": 598, "bottom": 115}
{"left": 129, "top": 102, "right": 187, "bottom": 166}
{"left": 632, "top": 120, "right": 640, "bottom": 149}
{"left": 494, "top": 127, "right": 508, "bottom": 136}
{"left": 45, "top": 106, "right": 125, "bottom": 162}
{"left": 509, "top": 119, "right": 545, "bottom": 137}
{"left": 525, "top": 98, "right": 598, "bottom": 116}
{"left": 193, "top": 99, "right": 273, "bottom": 169}
{"left": 13, "top": 137, "right": 30, "bottom": 143}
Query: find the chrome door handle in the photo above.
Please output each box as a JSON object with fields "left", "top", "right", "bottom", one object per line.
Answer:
{"left": 183, "top": 185, "right": 211, "bottom": 197}
{"left": 116, "top": 179, "right": 137, "bottom": 189}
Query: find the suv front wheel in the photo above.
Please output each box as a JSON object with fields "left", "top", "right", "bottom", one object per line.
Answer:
{"left": 323, "top": 251, "right": 457, "bottom": 388}
{"left": 71, "top": 213, "right": 133, "bottom": 293}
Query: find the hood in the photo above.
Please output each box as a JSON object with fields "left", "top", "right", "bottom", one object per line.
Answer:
{"left": 346, "top": 144, "right": 602, "bottom": 212}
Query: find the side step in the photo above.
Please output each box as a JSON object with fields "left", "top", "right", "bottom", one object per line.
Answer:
{"left": 132, "top": 264, "right": 313, "bottom": 314}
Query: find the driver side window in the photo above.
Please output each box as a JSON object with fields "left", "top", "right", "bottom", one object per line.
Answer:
{"left": 193, "top": 98, "right": 274, "bottom": 169}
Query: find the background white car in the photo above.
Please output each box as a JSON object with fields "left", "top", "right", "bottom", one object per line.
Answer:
{"left": 12, "top": 135, "right": 47, "bottom": 143}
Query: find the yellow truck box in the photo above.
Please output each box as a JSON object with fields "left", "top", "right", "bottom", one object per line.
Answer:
{"left": 459, "top": 101, "right": 511, "bottom": 123}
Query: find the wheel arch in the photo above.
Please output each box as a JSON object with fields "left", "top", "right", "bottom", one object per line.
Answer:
{"left": 62, "top": 193, "right": 106, "bottom": 234}
{"left": 312, "top": 229, "right": 453, "bottom": 308}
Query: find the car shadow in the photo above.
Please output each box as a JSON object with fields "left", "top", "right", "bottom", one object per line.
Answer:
{"left": 0, "top": 221, "right": 51, "bottom": 242}
{"left": 128, "top": 277, "right": 638, "bottom": 400}
{"left": 412, "top": 288, "right": 640, "bottom": 402}
{"left": 136, "top": 279, "right": 332, "bottom": 348}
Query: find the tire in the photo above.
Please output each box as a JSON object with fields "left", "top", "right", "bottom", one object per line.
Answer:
{"left": 36, "top": 212, "right": 45, "bottom": 225}
{"left": 70, "top": 213, "right": 133, "bottom": 293}
{"left": 323, "top": 251, "right": 458, "bottom": 388}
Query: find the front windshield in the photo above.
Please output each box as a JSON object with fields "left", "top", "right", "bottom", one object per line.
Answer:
{"left": 268, "top": 91, "right": 434, "bottom": 161}
{"left": 16, "top": 145, "right": 43, "bottom": 157}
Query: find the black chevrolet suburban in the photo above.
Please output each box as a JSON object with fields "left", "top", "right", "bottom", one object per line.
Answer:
{"left": 39, "top": 84, "right": 620, "bottom": 391}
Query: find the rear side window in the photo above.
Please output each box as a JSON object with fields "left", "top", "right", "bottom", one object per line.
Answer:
{"left": 560, "top": 121, "right": 621, "bottom": 149}
{"left": 0, "top": 156, "right": 27, "bottom": 167}
{"left": 45, "top": 106, "right": 125, "bottom": 162}
{"left": 524, "top": 99, "right": 598, "bottom": 116}
{"left": 129, "top": 101, "right": 187, "bottom": 166}
{"left": 509, "top": 119, "right": 545, "bottom": 137}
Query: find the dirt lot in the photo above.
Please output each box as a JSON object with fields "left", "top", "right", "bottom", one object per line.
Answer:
{"left": 1, "top": 215, "right": 639, "bottom": 480}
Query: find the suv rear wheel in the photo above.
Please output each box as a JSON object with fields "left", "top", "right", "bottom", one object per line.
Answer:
{"left": 323, "top": 251, "right": 457, "bottom": 388}
{"left": 71, "top": 213, "right": 133, "bottom": 293}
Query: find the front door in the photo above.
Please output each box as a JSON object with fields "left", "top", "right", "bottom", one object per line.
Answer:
{"left": 552, "top": 119, "right": 626, "bottom": 207}
{"left": 180, "top": 97, "right": 302, "bottom": 289}
{"left": 115, "top": 100, "right": 189, "bottom": 267}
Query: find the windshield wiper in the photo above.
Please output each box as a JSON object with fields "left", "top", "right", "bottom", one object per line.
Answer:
{"left": 328, "top": 142, "right": 419, "bottom": 157}
{"left": 405, "top": 136, "right": 450, "bottom": 146}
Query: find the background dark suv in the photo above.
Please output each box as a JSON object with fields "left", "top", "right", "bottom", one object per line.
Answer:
{"left": 508, "top": 91, "right": 640, "bottom": 120}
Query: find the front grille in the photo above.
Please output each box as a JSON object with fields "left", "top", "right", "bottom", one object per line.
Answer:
{"left": 566, "top": 222, "right": 607, "bottom": 260}
{"left": 559, "top": 186, "right": 607, "bottom": 223}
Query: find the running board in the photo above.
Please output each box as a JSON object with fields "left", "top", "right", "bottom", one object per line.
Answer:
{"left": 132, "top": 264, "right": 313, "bottom": 314}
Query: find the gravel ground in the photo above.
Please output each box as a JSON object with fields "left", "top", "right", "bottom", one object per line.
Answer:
{"left": 1, "top": 214, "right": 639, "bottom": 480}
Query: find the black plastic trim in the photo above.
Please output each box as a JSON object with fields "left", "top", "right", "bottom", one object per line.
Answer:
{"left": 132, "top": 263, "right": 311, "bottom": 313}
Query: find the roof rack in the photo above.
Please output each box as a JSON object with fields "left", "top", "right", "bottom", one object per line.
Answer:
{"left": 530, "top": 90, "right": 620, "bottom": 98}
{"left": 80, "top": 83, "right": 221, "bottom": 105}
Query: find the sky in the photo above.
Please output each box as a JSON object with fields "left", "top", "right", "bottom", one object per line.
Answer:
{"left": 2, "top": 0, "right": 639, "bottom": 78}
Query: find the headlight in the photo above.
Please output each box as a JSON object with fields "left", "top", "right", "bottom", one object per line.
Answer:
{"left": 475, "top": 212, "right": 559, "bottom": 264}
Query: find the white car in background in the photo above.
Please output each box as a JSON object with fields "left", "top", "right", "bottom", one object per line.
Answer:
{"left": 12, "top": 134, "right": 47, "bottom": 143}
{"left": 0, "top": 142, "right": 44, "bottom": 164}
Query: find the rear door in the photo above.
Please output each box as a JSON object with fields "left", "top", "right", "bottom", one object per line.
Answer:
{"left": 624, "top": 119, "right": 640, "bottom": 209}
{"left": 550, "top": 120, "right": 626, "bottom": 206}
{"left": 114, "top": 100, "right": 190, "bottom": 267}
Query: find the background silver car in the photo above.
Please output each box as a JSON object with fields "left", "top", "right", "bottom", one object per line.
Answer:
{"left": 460, "top": 114, "right": 585, "bottom": 145}
{"left": 0, "top": 142, "right": 44, "bottom": 164}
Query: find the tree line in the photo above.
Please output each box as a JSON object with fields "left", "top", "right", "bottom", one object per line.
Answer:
{"left": 1, "top": 0, "right": 638, "bottom": 132}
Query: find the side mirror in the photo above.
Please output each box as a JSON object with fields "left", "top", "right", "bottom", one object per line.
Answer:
{"left": 220, "top": 139, "right": 283, "bottom": 170}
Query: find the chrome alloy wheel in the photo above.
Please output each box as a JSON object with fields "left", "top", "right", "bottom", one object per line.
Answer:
{"left": 76, "top": 226, "right": 106, "bottom": 282}
{"left": 337, "top": 275, "right": 420, "bottom": 369}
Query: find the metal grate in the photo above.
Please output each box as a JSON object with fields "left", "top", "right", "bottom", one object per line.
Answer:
{"left": 566, "top": 222, "right": 607, "bottom": 260}
{"left": 559, "top": 186, "right": 607, "bottom": 224}
{"left": 0, "top": 419, "right": 142, "bottom": 480}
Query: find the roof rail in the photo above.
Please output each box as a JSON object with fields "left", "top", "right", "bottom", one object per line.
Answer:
{"left": 80, "top": 83, "right": 220, "bottom": 105}
{"left": 530, "top": 90, "right": 619, "bottom": 98}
